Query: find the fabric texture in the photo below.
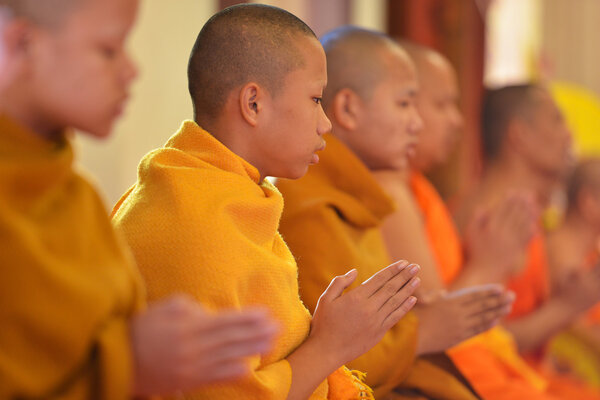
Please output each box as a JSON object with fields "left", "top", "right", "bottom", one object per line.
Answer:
{"left": 111, "top": 121, "right": 368, "bottom": 399}
{"left": 0, "top": 115, "right": 144, "bottom": 399}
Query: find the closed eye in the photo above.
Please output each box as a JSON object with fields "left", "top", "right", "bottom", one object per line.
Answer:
{"left": 313, "top": 97, "right": 323, "bottom": 105}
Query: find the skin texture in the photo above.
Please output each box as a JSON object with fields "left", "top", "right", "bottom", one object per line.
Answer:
{"left": 0, "top": 1, "right": 281, "bottom": 396}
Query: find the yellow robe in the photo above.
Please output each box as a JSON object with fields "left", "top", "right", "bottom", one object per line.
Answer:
{"left": 0, "top": 115, "right": 144, "bottom": 399}
{"left": 277, "top": 134, "right": 479, "bottom": 400}
{"left": 111, "top": 121, "right": 369, "bottom": 400}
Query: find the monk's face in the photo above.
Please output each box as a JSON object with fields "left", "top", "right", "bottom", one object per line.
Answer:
{"left": 259, "top": 36, "right": 331, "bottom": 179}
{"left": 520, "top": 89, "right": 573, "bottom": 179}
{"left": 413, "top": 57, "right": 462, "bottom": 172}
{"left": 22, "top": 0, "right": 138, "bottom": 138}
{"left": 351, "top": 49, "right": 422, "bottom": 171}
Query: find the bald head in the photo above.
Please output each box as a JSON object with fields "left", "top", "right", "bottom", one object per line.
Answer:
{"left": 0, "top": 0, "right": 87, "bottom": 26}
{"left": 321, "top": 26, "right": 413, "bottom": 109}
{"left": 481, "top": 84, "right": 546, "bottom": 160}
{"left": 188, "top": 4, "right": 316, "bottom": 125}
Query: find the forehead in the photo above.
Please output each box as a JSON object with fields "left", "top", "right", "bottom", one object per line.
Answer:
{"left": 378, "top": 47, "right": 418, "bottom": 90}
{"left": 58, "top": 0, "right": 138, "bottom": 35}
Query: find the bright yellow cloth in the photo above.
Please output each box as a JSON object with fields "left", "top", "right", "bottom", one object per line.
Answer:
{"left": 0, "top": 115, "right": 144, "bottom": 399}
{"left": 112, "top": 121, "right": 368, "bottom": 400}
{"left": 278, "top": 134, "right": 479, "bottom": 400}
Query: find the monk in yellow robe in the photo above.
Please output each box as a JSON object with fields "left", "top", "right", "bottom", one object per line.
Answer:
{"left": 278, "top": 26, "right": 514, "bottom": 400}
{"left": 453, "top": 85, "right": 600, "bottom": 398}
{"left": 0, "top": 0, "right": 282, "bottom": 398}
{"left": 545, "top": 158, "right": 600, "bottom": 387}
{"left": 112, "top": 6, "right": 422, "bottom": 400}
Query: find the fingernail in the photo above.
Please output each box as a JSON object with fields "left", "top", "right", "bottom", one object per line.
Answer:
{"left": 408, "top": 296, "right": 417, "bottom": 305}
{"left": 346, "top": 269, "right": 357, "bottom": 276}
{"left": 409, "top": 264, "right": 420, "bottom": 274}
{"left": 395, "top": 260, "right": 409, "bottom": 270}
{"left": 411, "top": 277, "right": 421, "bottom": 288}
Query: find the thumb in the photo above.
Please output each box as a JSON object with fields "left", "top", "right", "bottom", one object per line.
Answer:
{"left": 319, "top": 269, "right": 358, "bottom": 303}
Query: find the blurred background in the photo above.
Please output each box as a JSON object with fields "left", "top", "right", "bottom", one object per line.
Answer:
{"left": 75, "top": 0, "right": 600, "bottom": 207}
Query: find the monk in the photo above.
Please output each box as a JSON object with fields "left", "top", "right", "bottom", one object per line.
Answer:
{"left": 372, "top": 42, "right": 600, "bottom": 400}
{"left": 545, "top": 158, "right": 600, "bottom": 387}
{"left": 455, "top": 84, "right": 600, "bottom": 398}
{"left": 0, "top": 0, "right": 281, "bottom": 398}
{"left": 112, "top": 5, "right": 421, "bottom": 400}
{"left": 277, "top": 26, "right": 514, "bottom": 400}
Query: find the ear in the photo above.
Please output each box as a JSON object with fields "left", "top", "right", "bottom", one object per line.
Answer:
{"left": 330, "top": 88, "right": 361, "bottom": 131}
{"left": 238, "top": 82, "right": 262, "bottom": 127}
{"left": 2, "top": 18, "right": 32, "bottom": 58}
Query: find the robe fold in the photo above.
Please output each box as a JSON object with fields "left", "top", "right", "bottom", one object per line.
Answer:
{"left": 0, "top": 115, "right": 144, "bottom": 399}
{"left": 112, "top": 121, "right": 369, "bottom": 400}
{"left": 278, "top": 134, "right": 479, "bottom": 400}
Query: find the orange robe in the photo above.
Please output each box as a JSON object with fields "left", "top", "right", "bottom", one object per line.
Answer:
{"left": 0, "top": 116, "right": 144, "bottom": 399}
{"left": 111, "top": 121, "right": 370, "bottom": 400}
{"left": 410, "top": 171, "right": 600, "bottom": 400}
{"left": 278, "top": 134, "right": 480, "bottom": 400}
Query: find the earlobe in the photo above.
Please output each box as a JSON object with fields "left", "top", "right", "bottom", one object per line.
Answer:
{"left": 332, "top": 88, "right": 359, "bottom": 131}
{"left": 239, "top": 82, "right": 261, "bottom": 127}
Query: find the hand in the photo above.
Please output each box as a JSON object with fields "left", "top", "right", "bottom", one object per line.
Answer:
{"left": 464, "top": 192, "right": 538, "bottom": 280}
{"left": 130, "top": 296, "right": 278, "bottom": 396}
{"left": 414, "top": 284, "right": 515, "bottom": 355}
{"left": 308, "top": 260, "right": 420, "bottom": 367}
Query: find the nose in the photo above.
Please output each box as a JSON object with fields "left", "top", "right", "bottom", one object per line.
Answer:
{"left": 122, "top": 52, "right": 139, "bottom": 86}
{"left": 409, "top": 107, "right": 424, "bottom": 136}
{"left": 451, "top": 105, "right": 464, "bottom": 130}
{"left": 317, "top": 105, "right": 332, "bottom": 136}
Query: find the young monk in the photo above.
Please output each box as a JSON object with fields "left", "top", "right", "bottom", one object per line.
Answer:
{"left": 373, "top": 42, "right": 598, "bottom": 400}
{"left": 545, "top": 158, "right": 600, "bottom": 387}
{"left": 112, "top": 5, "right": 421, "bottom": 400}
{"left": 455, "top": 84, "right": 600, "bottom": 398}
{"left": 0, "top": 0, "right": 281, "bottom": 398}
{"left": 277, "top": 26, "right": 514, "bottom": 400}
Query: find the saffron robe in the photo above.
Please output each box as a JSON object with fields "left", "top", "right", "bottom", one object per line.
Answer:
{"left": 278, "top": 134, "right": 479, "bottom": 400}
{"left": 0, "top": 115, "right": 144, "bottom": 399}
{"left": 410, "top": 171, "right": 600, "bottom": 400}
{"left": 111, "top": 121, "right": 368, "bottom": 400}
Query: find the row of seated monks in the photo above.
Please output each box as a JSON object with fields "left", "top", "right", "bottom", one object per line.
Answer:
{"left": 2, "top": 0, "right": 600, "bottom": 399}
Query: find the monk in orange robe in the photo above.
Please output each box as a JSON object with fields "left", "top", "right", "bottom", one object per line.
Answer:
{"left": 375, "top": 42, "right": 600, "bottom": 400}
{"left": 452, "top": 83, "right": 600, "bottom": 398}
{"left": 278, "top": 26, "right": 514, "bottom": 400}
{"left": 112, "top": 7, "right": 423, "bottom": 400}
{"left": 0, "top": 0, "right": 279, "bottom": 398}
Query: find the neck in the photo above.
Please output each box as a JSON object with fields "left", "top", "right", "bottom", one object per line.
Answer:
{"left": 0, "top": 86, "right": 63, "bottom": 142}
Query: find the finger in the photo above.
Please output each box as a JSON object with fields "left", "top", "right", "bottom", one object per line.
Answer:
{"left": 189, "top": 360, "right": 250, "bottom": 387}
{"left": 381, "top": 296, "right": 418, "bottom": 331}
{"left": 194, "top": 308, "right": 274, "bottom": 331}
{"left": 317, "top": 269, "right": 359, "bottom": 303}
{"left": 379, "top": 276, "right": 420, "bottom": 316}
{"left": 369, "top": 264, "right": 420, "bottom": 308}
{"left": 463, "top": 290, "right": 514, "bottom": 317}
{"left": 446, "top": 283, "right": 504, "bottom": 303}
{"left": 466, "top": 302, "right": 513, "bottom": 328}
{"left": 357, "top": 260, "right": 410, "bottom": 297}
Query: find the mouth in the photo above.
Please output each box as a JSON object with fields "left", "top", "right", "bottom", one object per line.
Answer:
{"left": 310, "top": 141, "right": 327, "bottom": 164}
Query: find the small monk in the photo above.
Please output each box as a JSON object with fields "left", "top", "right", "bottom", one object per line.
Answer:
{"left": 455, "top": 84, "right": 600, "bottom": 398}
{"left": 0, "top": 0, "right": 280, "bottom": 398}
{"left": 112, "top": 5, "right": 421, "bottom": 400}
{"left": 545, "top": 158, "right": 600, "bottom": 387}
{"left": 277, "top": 26, "right": 514, "bottom": 400}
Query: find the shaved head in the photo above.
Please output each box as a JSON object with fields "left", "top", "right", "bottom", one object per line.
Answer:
{"left": 321, "top": 26, "right": 414, "bottom": 109}
{"left": 481, "top": 84, "right": 544, "bottom": 160}
{"left": 188, "top": 4, "right": 317, "bottom": 125}
{"left": 0, "top": 0, "right": 87, "bottom": 26}
{"left": 399, "top": 40, "right": 452, "bottom": 80}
